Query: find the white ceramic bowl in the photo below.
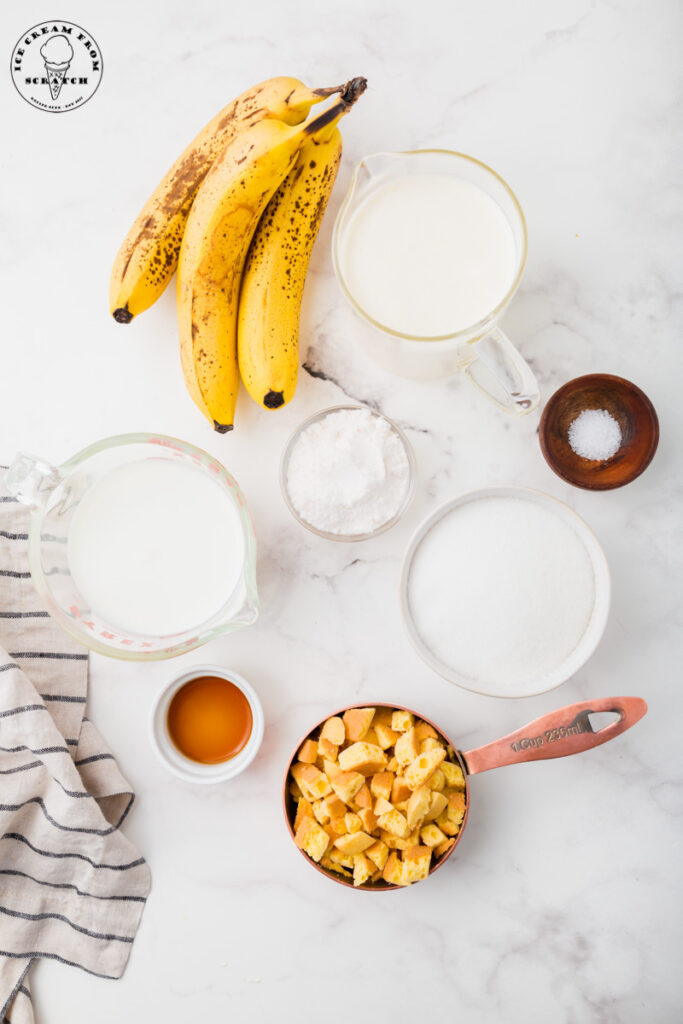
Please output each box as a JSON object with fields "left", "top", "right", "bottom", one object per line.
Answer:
{"left": 400, "top": 487, "right": 611, "bottom": 698}
{"left": 149, "top": 664, "right": 264, "bottom": 783}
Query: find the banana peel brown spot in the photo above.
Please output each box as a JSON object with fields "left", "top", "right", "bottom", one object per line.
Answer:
{"left": 216, "top": 100, "right": 239, "bottom": 132}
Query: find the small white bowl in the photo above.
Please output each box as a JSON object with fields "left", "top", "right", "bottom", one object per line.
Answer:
{"left": 280, "top": 404, "right": 416, "bottom": 542}
{"left": 149, "top": 664, "right": 264, "bottom": 783}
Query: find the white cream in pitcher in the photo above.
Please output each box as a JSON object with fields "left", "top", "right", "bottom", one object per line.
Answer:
{"left": 67, "top": 459, "right": 245, "bottom": 637}
{"left": 338, "top": 172, "right": 517, "bottom": 337}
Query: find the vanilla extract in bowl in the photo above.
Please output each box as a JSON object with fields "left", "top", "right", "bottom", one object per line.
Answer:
{"left": 167, "top": 675, "right": 253, "bottom": 764}
{"left": 150, "top": 666, "right": 264, "bottom": 784}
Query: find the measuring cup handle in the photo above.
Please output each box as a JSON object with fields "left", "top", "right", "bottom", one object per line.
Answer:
{"left": 464, "top": 326, "right": 540, "bottom": 415}
{"left": 461, "top": 697, "right": 648, "bottom": 776}
{"left": 3, "top": 453, "right": 63, "bottom": 510}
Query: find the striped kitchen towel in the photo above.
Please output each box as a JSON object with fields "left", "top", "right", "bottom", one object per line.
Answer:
{"left": 0, "top": 481, "right": 151, "bottom": 1023}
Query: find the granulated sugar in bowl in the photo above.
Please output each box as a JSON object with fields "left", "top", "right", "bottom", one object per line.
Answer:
{"left": 401, "top": 487, "right": 610, "bottom": 698}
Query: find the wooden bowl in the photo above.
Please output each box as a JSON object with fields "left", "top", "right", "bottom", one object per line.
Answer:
{"left": 539, "top": 374, "right": 659, "bottom": 490}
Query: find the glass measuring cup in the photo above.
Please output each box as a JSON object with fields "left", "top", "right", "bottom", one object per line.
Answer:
{"left": 3, "top": 433, "right": 259, "bottom": 660}
{"left": 332, "top": 150, "right": 540, "bottom": 414}
{"left": 284, "top": 697, "right": 647, "bottom": 890}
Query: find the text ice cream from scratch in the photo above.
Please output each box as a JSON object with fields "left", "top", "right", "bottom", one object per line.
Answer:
{"left": 40, "top": 35, "right": 74, "bottom": 100}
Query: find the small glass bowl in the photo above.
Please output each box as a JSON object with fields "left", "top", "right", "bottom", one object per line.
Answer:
{"left": 280, "top": 404, "right": 416, "bottom": 542}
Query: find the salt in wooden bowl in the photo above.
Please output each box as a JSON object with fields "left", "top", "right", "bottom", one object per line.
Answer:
{"left": 539, "top": 374, "right": 659, "bottom": 490}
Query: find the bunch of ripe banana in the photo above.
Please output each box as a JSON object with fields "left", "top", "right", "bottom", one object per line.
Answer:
{"left": 110, "top": 75, "right": 367, "bottom": 431}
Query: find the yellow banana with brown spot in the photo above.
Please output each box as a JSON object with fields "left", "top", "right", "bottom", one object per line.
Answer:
{"left": 110, "top": 77, "right": 341, "bottom": 324}
{"left": 176, "top": 78, "right": 367, "bottom": 432}
{"left": 237, "top": 122, "right": 343, "bottom": 410}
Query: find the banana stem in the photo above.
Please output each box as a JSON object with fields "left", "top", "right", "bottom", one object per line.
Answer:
{"left": 312, "top": 84, "right": 345, "bottom": 97}
{"left": 304, "top": 76, "right": 367, "bottom": 138}
{"left": 311, "top": 76, "right": 367, "bottom": 99}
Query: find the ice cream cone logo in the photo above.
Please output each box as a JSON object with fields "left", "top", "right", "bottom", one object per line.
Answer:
{"left": 11, "top": 21, "right": 102, "bottom": 113}
{"left": 40, "top": 36, "right": 73, "bottom": 100}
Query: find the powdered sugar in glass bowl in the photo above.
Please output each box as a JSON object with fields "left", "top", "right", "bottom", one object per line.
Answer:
{"left": 280, "top": 405, "right": 415, "bottom": 542}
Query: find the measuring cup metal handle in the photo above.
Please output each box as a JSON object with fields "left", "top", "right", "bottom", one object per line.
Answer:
{"left": 461, "top": 697, "right": 648, "bottom": 776}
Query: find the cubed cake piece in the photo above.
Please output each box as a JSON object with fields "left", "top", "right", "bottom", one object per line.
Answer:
{"left": 345, "top": 812, "right": 362, "bottom": 834}
{"left": 297, "top": 738, "right": 319, "bottom": 764}
{"left": 334, "top": 831, "right": 375, "bottom": 855}
{"left": 330, "top": 770, "right": 365, "bottom": 804}
{"left": 401, "top": 846, "right": 432, "bottom": 884}
{"left": 405, "top": 747, "right": 446, "bottom": 790}
{"left": 353, "top": 784, "right": 372, "bottom": 809}
{"left": 406, "top": 785, "right": 431, "bottom": 830}
{"left": 318, "top": 737, "right": 338, "bottom": 762}
{"left": 327, "top": 847, "right": 354, "bottom": 869}
{"left": 359, "top": 807, "right": 378, "bottom": 833}
{"left": 321, "top": 856, "right": 350, "bottom": 876}
{"left": 342, "top": 707, "right": 375, "bottom": 742}
{"left": 291, "top": 763, "right": 332, "bottom": 800}
{"left": 394, "top": 727, "right": 420, "bottom": 767}
{"left": 323, "top": 794, "right": 347, "bottom": 821}
{"left": 294, "top": 798, "right": 315, "bottom": 832}
{"left": 373, "top": 795, "right": 394, "bottom": 816}
{"left": 423, "top": 791, "right": 448, "bottom": 822}
{"left": 353, "top": 853, "right": 373, "bottom": 887}
{"left": 414, "top": 721, "right": 439, "bottom": 742}
{"left": 448, "top": 790, "right": 466, "bottom": 819}
{"left": 435, "top": 811, "right": 460, "bottom": 837}
{"left": 420, "top": 823, "right": 447, "bottom": 847}
{"left": 391, "top": 710, "right": 414, "bottom": 733}
{"left": 371, "top": 772, "right": 395, "bottom": 801}
{"left": 377, "top": 808, "right": 410, "bottom": 839}
{"left": 338, "top": 742, "right": 387, "bottom": 776}
{"left": 366, "top": 839, "right": 389, "bottom": 871}
{"left": 428, "top": 768, "right": 446, "bottom": 791}
{"left": 391, "top": 777, "right": 412, "bottom": 804}
{"left": 442, "top": 761, "right": 466, "bottom": 790}
{"left": 434, "top": 837, "right": 456, "bottom": 858}
{"left": 374, "top": 722, "right": 400, "bottom": 750}
{"left": 382, "top": 851, "right": 404, "bottom": 886}
{"left": 295, "top": 817, "right": 330, "bottom": 863}
{"left": 312, "top": 799, "right": 330, "bottom": 826}
{"left": 320, "top": 716, "right": 345, "bottom": 746}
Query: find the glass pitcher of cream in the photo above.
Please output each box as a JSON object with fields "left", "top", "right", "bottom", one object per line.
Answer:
{"left": 333, "top": 150, "right": 539, "bottom": 414}
{"left": 3, "top": 434, "right": 258, "bottom": 660}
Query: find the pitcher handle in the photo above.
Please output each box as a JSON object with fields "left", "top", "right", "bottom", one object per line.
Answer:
{"left": 3, "top": 453, "right": 62, "bottom": 510}
{"left": 464, "top": 326, "right": 540, "bottom": 414}
{"left": 462, "top": 697, "right": 648, "bottom": 776}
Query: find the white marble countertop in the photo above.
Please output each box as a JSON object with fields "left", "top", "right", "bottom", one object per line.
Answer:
{"left": 2, "top": 0, "right": 681, "bottom": 1020}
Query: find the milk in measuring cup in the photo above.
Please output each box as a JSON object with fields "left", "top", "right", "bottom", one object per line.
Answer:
{"left": 338, "top": 173, "right": 516, "bottom": 337}
{"left": 67, "top": 459, "right": 245, "bottom": 636}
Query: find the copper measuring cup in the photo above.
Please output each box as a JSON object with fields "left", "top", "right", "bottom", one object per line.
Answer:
{"left": 283, "top": 696, "right": 647, "bottom": 890}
